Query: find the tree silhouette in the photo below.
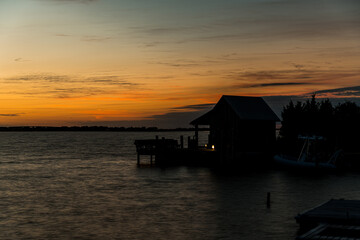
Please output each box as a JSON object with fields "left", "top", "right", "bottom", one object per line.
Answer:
{"left": 279, "top": 95, "right": 360, "bottom": 154}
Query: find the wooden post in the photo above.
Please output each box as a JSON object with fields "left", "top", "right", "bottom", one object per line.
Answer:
{"left": 155, "top": 135, "right": 159, "bottom": 162}
{"left": 267, "top": 192, "right": 271, "bottom": 208}
{"left": 161, "top": 137, "right": 165, "bottom": 149}
{"left": 137, "top": 153, "right": 140, "bottom": 166}
{"left": 188, "top": 136, "right": 191, "bottom": 149}
{"left": 195, "top": 124, "right": 199, "bottom": 149}
{"left": 180, "top": 135, "right": 184, "bottom": 149}
{"left": 150, "top": 154, "right": 153, "bottom": 166}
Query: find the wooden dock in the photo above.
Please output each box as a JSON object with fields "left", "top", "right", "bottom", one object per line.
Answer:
{"left": 297, "top": 223, "right": 360, "bottom": 239}
{"left": 296, "top": 199, "right": 360, "bottom": 239}
{"left": 134, "top": 137, "right": 218, "bottom": 166}
{"left": 134, "top": 138, "right": 178, "bottom": 166}
{"left": 296, "top": 199, "right": 360, "bottom": 228}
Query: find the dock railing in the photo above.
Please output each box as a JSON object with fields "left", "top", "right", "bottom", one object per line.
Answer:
{"left": 134, "top": 138, "right": 178, "bottom": 165}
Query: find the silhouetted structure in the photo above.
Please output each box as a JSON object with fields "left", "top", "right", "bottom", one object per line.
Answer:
{"left": 296, "top": 199, "right": 360, "bottom": 239}
{"left": 134, "top": 138, "right": 178, "bottom": 166}
{"left": 279, "top": 95, "right": 360, "bottom": 164}
{"left": 190, "top": 95, "right": 280, "bottom": 164}
{"left": 134, "top": 136, "right": 218, "bottom": 166}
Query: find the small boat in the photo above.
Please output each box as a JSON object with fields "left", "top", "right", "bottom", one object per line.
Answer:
{"left": 274, "top": 136, "right": 342, "bottom": 170}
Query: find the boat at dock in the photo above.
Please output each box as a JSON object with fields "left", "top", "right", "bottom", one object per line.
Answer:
{"left": 274, "top": 154, "right": 337, "bottom": 169}
{"left": 274, "top": 136, "right": 342, "bottom": 170}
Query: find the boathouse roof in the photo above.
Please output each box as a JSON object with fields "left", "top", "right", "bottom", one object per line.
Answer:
{"left": 190, "top": 95, "right": 280, "bottom": 125}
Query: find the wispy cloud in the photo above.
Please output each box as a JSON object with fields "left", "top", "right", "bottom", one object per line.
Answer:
{"left": 20, "top": 87, "right": 110, "bottom": 99}
{"left": 55, "top": 33, "right": 71, "bottom": 37}
{"left": 155, "top": 60, "right": 200, "bottom": 68}
{"left": 171, "top": 103, "right": 215, "bottom": 111}
{"left": 132, "top": 0, "right": 359, "bottom": 49}
{"left": 132, "top": 25, "right": 205, "bottom": 36}
{"left": 246, "top": 82, "right": 310, "bottom": 88}
{"left": 14, "top": 58, "right": 30, "bottom": 62}
{"left": 315, "top": 86, "right": 360, "bottom": 97}
{"left": 43, "top": 0, "right": 98, "bottom": 3}
{"left": 5, "top": 74, "right": 71, "bottom": 83}
{"left": 2, "top": 74, "right": 140, "bottom": 98}
{"left": 54, "top": 33, "right": 113, "bottom": 43}
{"left": 85, "top": 76, "right": 139, "bottom": 86}
{"left": 5, "top": 74, "right": 138, "bottom": 85}
{"left": 81, "top": 36, "right": 113, "bottom": 42}
{"left": 141, "top": 27, "right": 195, "bottom": 35}
{"left": 144, "top": 110, "right": 210, "bottom": 128}
{"left": 226, "top": 69, "right": 360, "bottom": 88}
{"left": 134, "top": 103, "right": 215, "bottom": 127}
{"left": 0, "top": 113, "right": 23, "bottom": 117}
{"left": 229, "top": 69, "right": 326, "bottom": 81}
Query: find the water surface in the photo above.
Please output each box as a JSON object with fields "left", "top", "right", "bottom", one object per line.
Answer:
{"left": 0, "top": 131, "right": 359, "bottom": 239}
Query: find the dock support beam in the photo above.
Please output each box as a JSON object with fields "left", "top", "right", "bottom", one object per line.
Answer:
{"left": 195, "top": 124, "right": 199, "bottom": 149}
{"left": 137, "top": 153, "right": 140, "bottom": 166}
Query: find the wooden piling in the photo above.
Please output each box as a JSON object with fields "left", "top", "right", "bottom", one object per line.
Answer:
{"left": 180, "top": 136, "right": 184, "bottom": 149}
{"left": 195, "top": 124, "right": 199, "bottom": 148}
{"left": 267, "top": 192, "right": 271, "bottom": 207}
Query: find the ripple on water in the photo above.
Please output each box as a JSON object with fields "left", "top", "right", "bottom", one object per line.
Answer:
{"left": 0, "top": 131, "right": 360, "bottom": 239}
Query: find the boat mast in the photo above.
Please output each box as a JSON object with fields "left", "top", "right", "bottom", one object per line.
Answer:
{"left": 298, "top": 138, "right": 308, "bottom": 162}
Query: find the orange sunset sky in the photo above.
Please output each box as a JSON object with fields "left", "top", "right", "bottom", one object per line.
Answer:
{"left": 1, "top": 0, "right": 359, "bottom": 127}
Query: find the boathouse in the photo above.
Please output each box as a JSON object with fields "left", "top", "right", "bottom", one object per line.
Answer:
{"left": 190, "top": 95, "right": 280, "bottom": 164}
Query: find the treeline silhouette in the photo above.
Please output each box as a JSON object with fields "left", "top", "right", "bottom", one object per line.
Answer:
{"left": 0, "top": 126, "right": 209, "bottom": 132}
{"left": 279, "top": 95, "right": 360, "bottom": 153}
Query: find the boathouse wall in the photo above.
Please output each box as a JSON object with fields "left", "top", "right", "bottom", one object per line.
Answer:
{"left": 191, "top": 95, "right": 279, "bottom": 164}
{"left": 209, "top": 102, "right": 276, "bottom": 163}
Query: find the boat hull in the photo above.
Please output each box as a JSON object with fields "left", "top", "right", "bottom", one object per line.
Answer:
{"left": 274, "top": 155, "right": 336, "bottom": 170}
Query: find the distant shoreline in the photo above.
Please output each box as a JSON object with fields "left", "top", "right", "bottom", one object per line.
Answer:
{"left": 0, "top": 126, "right": 209, "bottom": 132}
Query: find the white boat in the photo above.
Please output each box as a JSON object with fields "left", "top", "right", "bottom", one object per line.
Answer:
{"left": 274, "top": 136, "right": 342, "bottom": 170}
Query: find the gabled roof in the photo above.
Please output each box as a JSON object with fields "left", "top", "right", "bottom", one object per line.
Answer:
{"left": 220, "top": 95, "right": 280, "bottom": 121}
{"left": 190, "top": 95, "right": 280, "bottom": 125}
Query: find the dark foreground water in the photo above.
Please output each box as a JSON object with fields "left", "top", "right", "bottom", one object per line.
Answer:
{"left": 1, "top": 131, "right": 360, "bottom": 239}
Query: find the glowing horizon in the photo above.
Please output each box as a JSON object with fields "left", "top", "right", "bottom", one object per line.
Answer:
{"left": 1, "top": 0, "right": 359, "bottom": 126}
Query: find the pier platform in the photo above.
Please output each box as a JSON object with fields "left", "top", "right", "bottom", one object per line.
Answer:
{"left": 296, "top": 199, "right": 360, "bottom": 239}
{"left": 296, "top": 199, "right": 360, "bottom": 228}
{"left": 134, "top": 138, "right": 218, "bottom": 166}
{"left": 297, "top": 223, "right": 360, "bottom": 240}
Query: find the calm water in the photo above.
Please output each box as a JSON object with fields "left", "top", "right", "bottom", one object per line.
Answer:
{"left": 1, "top": 131, "right": 360, "bottom": 239}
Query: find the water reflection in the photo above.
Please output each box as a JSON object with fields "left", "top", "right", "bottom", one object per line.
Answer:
{"left": 1, "top": 132, "right": 360, "bottom": 239}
